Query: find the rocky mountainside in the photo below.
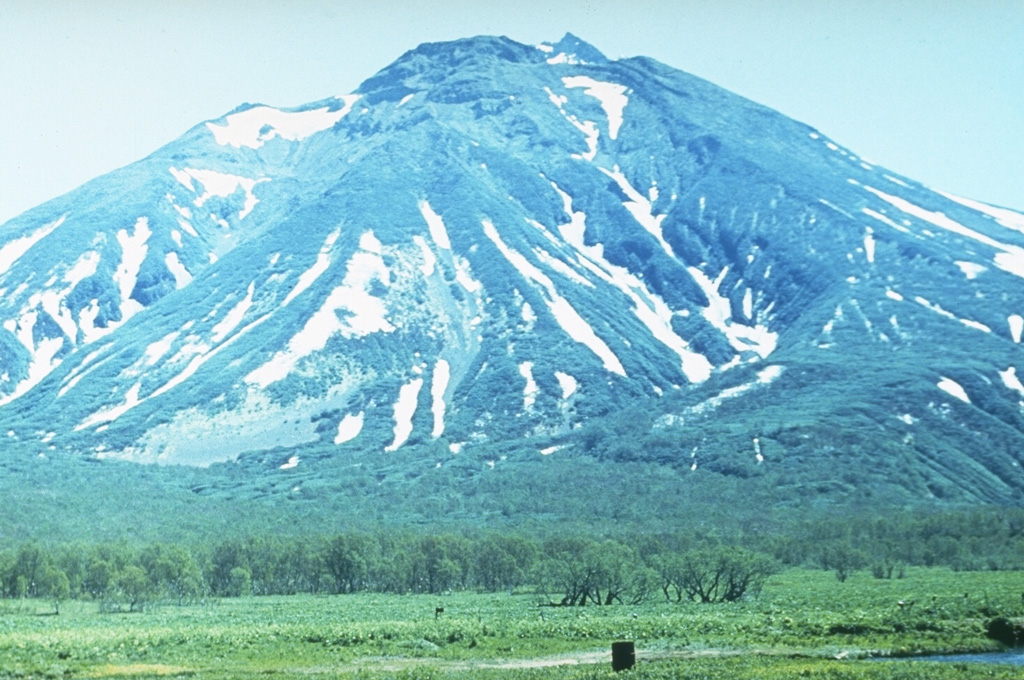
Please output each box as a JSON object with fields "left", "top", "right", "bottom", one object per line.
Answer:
{"left": 2, "top": 34, "right": 1024, "bottom": 509}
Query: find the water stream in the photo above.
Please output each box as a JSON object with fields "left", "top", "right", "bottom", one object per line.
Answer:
{"left": 877, "top": 651, "right": 1024, "bottom": 666}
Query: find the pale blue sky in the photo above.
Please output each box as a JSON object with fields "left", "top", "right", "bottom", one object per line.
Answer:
{"left": 1, "top": 0, "right": 1021, "bottom": 225}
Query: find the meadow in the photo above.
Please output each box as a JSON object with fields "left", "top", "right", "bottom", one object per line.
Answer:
{"left": 2, "top": 567, "right": 1023, "bottom": 679}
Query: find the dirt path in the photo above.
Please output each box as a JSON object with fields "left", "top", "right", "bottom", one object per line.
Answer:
{"left": 351, "top": 646, "right": 819, "bottom": 672}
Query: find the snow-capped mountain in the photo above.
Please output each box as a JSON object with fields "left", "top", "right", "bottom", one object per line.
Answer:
{"left": 2, "top": 34, "right": 1024, "bottom": 503}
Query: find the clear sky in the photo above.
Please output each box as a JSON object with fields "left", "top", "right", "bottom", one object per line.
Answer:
{"left": 1, "top": 0, "right": 1021, "bottom": 225}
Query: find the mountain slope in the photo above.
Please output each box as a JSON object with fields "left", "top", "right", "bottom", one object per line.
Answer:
{"left": 2, "top": 34, "right": 1024, "bottom": 509}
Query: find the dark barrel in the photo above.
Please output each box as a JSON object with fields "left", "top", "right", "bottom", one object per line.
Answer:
{"left": 611, "top": 640, "right": 635, "bottom": 671}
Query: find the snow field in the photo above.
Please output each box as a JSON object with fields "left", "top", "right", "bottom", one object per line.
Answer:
{"left": 246, "top": 231, "right": 394, "bottom": 389}
{"left": 205, "top": 95, "right": 360, "bottom": 149}
{"left": 170, "top": 167, "right": 268, "bottom": 220}
{"left": 864, "top": 185, "right": 1024, "bottom": 279}
{"left": 113, "top": 217, "right": 151, "bottom": 322}
{"left": 687, "top": 265, "right": 777, "bottom": 360}
{"left": 419, "top": 201, "right": 452, "bottom": 250}
{"left": 0, "top": 215, "right": 65, "bottom": 277}
{"left": 165, "top": 252, "right": 192, "bottom": 289}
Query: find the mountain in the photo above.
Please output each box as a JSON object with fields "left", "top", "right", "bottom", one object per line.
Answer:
{"left": 2, "top": 33, "right": 1024, "bottom": 533}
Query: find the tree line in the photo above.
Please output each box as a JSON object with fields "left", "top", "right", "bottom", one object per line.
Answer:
{"left": 0, "top": 532, "right": 777, "bottom": 613}
{"left": 4, "top": 508, "right": 1023, "bottom": 613}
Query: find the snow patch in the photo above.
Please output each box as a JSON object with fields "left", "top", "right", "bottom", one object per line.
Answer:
{"left": 246, "top": 232, "right": 393, "bottom": 388}
{"left": 543, "top": 86, "right": 599, "bottom": 160}
{"left": 454, "top": 258, "right": 482, "bottom": 294}
{"left": 955, "top": 261, "right": 987, "bottom": 279}
{"left": 863, "top": 229, "right": 876, "bottom": 263}
{"left": 171, "top": 167, "right": 267, "bottom": 220}
{"left": 1010, "top": 315, "right": 1024, "bottom": 343}
{"left": 419, "top": 201, "right": 452, "bottom": 250}
{"left": 1000, "top": 367, "right": 1024, "bottom": 395}
{"left": 114, "top": 217, "right": 151, "bottom": 321}
{"left": 143, "top": 331, "right": 179, "bottom": 366}
{"left": 385, "top": 378, "right": 423, "bottom": 452}
{"left": 211, "top": 282, "right": 255, "bottom": 343}
{"left": 519, "top": 361, "right": 539, "bottom": 410}
{"left": 937, "top": 190, "right": 1024, "bottom": 235}
{"left": 205, "top": 96, "right": 360, "bottom": 149}
{"left": 431, "top": 359, "right": 450, "bottom": 438}
{"left": 0, "top": 335, "right": 64, "bottom": 407}
{"left": 0, "top": 215, "right": 65, "bottom": 276}
{"left": 999, "top": 368, "right": 1024, "bottom": 395}
{"left": 862, "top": 208, "right": 911, "bottom": 234}
{"left": 534, "top": 247, "right": 592, "bottom": 287}
{"left": 555, "top": 371, "right": 578, "bottom": 399}
{"left": 335, "top": 412, "right": 364, "bottom": 445}
{"left": 688, "top": 266, "right": 777, "bottom": 359}
{"left": 562, "top": 75, "right": 628, "bottom": 140}
{"left": 75, "top": 383, "right": 141, "bottom": 430}
{"left": 937, "top": 377, "right": 970, "bottom": 404}
{"left": 413, "top": 235, "right": 436, "bottom": 276}
{"left": 483, "top": 219, "right": 625, "bottom": 376}
{"left": 165, "top": 252, "right": 192, "bottom": 289}
{"left": 912, "top": 295, "right": 989, "bottom": 333}
{"left": 599, "top": 165, "right": 673, "bottom": 257}
{"left": 282, "top": 228, "right": 341, "bottom": 306}
{"left": 757, "top": 365, "right": 783, "bottom": 384}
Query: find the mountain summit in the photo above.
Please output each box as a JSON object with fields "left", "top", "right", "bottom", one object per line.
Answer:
{"left": 2, "top": 34, "right": 1024, "bottom": 506}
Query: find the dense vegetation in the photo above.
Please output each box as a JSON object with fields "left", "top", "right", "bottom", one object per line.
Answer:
{"left": 4, "top": 507, "right": 1024, "bottom": 615}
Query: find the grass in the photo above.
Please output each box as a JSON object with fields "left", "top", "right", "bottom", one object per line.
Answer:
{"left": 1, "top": 567, "right": 1022, "bottom": 678}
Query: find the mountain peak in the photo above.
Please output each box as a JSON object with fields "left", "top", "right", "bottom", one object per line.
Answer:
{"left": 540, "top": 32, "right": 608, "bottom": 64}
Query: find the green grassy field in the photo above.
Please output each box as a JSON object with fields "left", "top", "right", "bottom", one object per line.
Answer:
{"left": 1, "top": 567, "right": 1023, "bottom": 679}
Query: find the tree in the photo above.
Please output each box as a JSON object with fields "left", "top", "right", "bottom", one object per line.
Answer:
{"left": 37, "top": 565, "right": 70, "bottom": 615}
{"left": 417, "top": 534, "right": 471, "bottom": 594}
{"left": 85, "top": 559, "right": 116, "bottom": 603}
{"left": 11, "top": 543, "right": 46, "bottom": 597}
{"left": 118, "top": 565, "right": 153, "bottom": 612}
{"left": 656, "top": 546, "right": 777, "bottom": 603}
{"left": 536, "top": 536, "right": 598, "bottom": 606}
{"left": 139, "top": 544, "right": 203, "bottom": 604}
{"left": 473, "top": 534, "right": 538, "bottom": 592}
{"left": 324, "top": 533, "right": 378, "bottom": 593}
{"left": 227, "top": 567, "right": 252, "bottom": 597}
{"left": 536, "top": 538, "right": 651, "bottom": 606}
{"left": 208, "top": 540, "right": 249, "bottom": 596}
{"left": 819, "top": 542, "right": 868, "bottom": 583}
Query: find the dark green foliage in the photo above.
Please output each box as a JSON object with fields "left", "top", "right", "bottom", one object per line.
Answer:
{"left": 653, "top": 546, "right": 778, "bottom": 603}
